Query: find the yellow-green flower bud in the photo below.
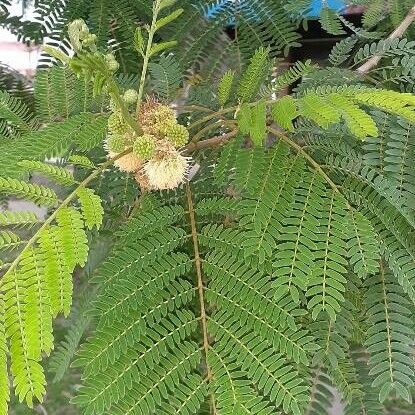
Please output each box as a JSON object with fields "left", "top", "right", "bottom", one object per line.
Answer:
{"left": 162, "top": 122, "right": 189, "bottom": 148}
{"left": 133, "top": 134, "right": 157, "bottom": 160}
{"left": 105, "top": 53, "right": 119, "bottom": 72}
{"left": 123, "top": 89, "right": 139, "bottom": 104}
{"left": 108, "top": 111, "right": 128, "bottom": 135}
{"left": 107, "top": 135, "right": 125, "bottom": 153}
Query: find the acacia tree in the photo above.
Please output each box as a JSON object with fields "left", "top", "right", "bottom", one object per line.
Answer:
{"left": 1, "top": 1, "right": 415, "bottom": 414}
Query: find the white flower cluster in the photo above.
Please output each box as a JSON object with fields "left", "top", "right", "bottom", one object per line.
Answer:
{"left": 106, "top": 98, "right": 191, "bottom": 190}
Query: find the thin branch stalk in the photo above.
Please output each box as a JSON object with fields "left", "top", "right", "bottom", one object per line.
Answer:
{"left": 184, "top": 130, "right": 238, "bottom": 153}
{"left": 136, "top": 1, "right": 160, "bottom": 115}
{"left": 267, "top": 127, "right": 341, "bottom": 193}
{"left": 357, "top": 5, "right": 415, "bottom": 74}
{"left": 0, "top": 148, "right": 132, "bottom": 281}
{"left": 185, "top": 183, "right": 217, "bottom": 413}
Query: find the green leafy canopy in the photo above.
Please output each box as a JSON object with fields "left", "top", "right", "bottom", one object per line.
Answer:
{"left": 1, "top": 1, "right": 415, "bottom": 415}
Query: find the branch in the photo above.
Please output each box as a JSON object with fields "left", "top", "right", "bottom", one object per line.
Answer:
{"left": 183, "top": 130, "right": 238, "bottom": 153}
{"left": 136, "top": 1, "right": 160, "bottom": 116}
{"left": 185, "top": 183, "right": 217, "bottom": 413}
{"left": 357, "top": 5, "right": 415, "bottom": 74}
{"left": 267, "top": 127, "right": 341, "bottom": 193}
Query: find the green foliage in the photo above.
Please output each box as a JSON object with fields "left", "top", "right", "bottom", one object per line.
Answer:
{"left": 2, "top": 2, "right": 415, "bottom": 414}
{"left": 217, "top": 69, "right": 235, "bottom": 107}
{"left": 319, "top": 7, "right": 346, "bottom": 36}
{"left": 49, "top": 292, "right": 93, "bottom": 383}
{"left": 17, "top": 160, "right": 76, "bottom": 186}
{"left": 344, "top": 351, "right": 384, "bottom": 415}
{"left": 294, "top": 87, "right": 415, "bottom": 138}
{"left": 0, "top": 153, "right": 104, "bottom": 411}
{"left": 0, "top": 230, "right": 22, "bottom": 251}
{"left": 34, "top": 67, "right": 102, "bottom": 122}
{"left": 365, "top": 265, "right": 415, "bottom": 402}
{"left": 263, "top": 60, "right": 317, "bottom": 97}
{"left": 329, "top": 35, "right": 359, "bottom": 67}
{"left": 237, "top": 101, "right": 267, "bottom": 146}
{"left": 271, "top": 95, "right": 298, "bottom": 132}
{"left": 64, "top": 133, "right": 410, "bottom": 415}
{"left": 0, "top": 91, "right": 37, "bottom": 137}
{"left": 237, "top": 47, "right": 271, "bottom": 102}
{"left": 69, "top": 155, "right": 95, "bottom": 169}
{"left": 148, "top": 55, "right": 182, "bottom": 102}
{"left": 0, "top": 113, "right": 108, "bottom": 178}
{"left": 354, "top": 38, "right": 415, "bottom": 67}
{"left": 0, "top": 211, "right": 39, "bottom": 228}
{"left": 0, "top": 292, "right": 8, "bottom": 415}
{"left": 362, "top": 0, "right": 387, "bottom": 29}
{"left": 76, "top": 188, "right": 104, "bottom": 230}
{"left": 0, "top": 177, "right": 58, "bottom": 207}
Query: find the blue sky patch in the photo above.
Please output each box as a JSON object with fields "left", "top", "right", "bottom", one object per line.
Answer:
{"left": 204, "top": 0, "right": 346, "bottom": 19}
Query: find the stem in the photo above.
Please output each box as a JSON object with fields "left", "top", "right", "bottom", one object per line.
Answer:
{"left": 175, "top": 104, "right": 214, "bottom": 113}
{"left": 183, "top": 130, "right": 238, "bottom": 153}
{"left": 187, "top": 97, "right": 281, "bottom": 132}
{"left": 1, "top": 148, "right": 132, "bottom": 281}
{"left": 185, "top": 183, "right": 216, "bottom": 413}
{"left": 191, "top": 120, "right": 237, "bottom": 143}
{"left": 136, "top": 1, "right": 160, "bottom": 116}
{"left": 188, "top": 107, "right": 237, "bottom": 131}
{"left": 357, "top": 5, "right": 415, "bottom": 74}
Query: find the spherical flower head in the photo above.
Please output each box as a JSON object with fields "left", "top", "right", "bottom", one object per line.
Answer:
{"left": 108, "top": 111, "right": 128, "bottom": 135}
{"left": 162, "top": 122, "right": 189, "bottom": 148}
{"left": 107, "top": 150, "right": 142, "bottom": 173}
{"left": 139, "top": 100, "right": 176, "bottom": 138}
{"left": 123, "top": 89, "right": 139, "bottom": 104}
{"left": 144, "top": 143, "right": 190, "bottom": 190}
{"left": 106, "top": 134, "right": 125, "bottom": 153}
{"left": 105, "top": 53, "right": 119, "bottom": 72}
{"left": 133, "top": 134, "right": 156, "bottom": 161}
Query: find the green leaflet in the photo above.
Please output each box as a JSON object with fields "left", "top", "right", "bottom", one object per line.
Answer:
{"left": 76, "top": 187, "right": 104, "bottom": 230}
{"left": 0, "top": 177, "right": 58, "bottom": 207}
{"left": 149, "top": 41, "right": 178, "bottom": 57}
{"left": 237, "top": 47, "right": 270, "bottom": 102}
{"left": 0, "top": 230, "right": 22, "bottom": 251}
{"left": 306, "top": 190, "right": 349, "bottom": 321}
{"left": 271, "top": 95, "right": 298, "bottom": 132}
{"left": 0, "top": 211, "right": 39, "bottom": 227}
{"left": 2, "top": 257, "right": 47, "bottom": 407}
{"left": 273, "top": 171, "right": 325, "bottom": 303}
{"left": 0, "top": 295, "right": 9, "bottom": 415}
{"left": 217, "top": 69, "right": 235, "bottom": 107}
{"left": 0, "top": 114, "right": 107, "bottom": 178}
{"left": 365, "top": 266, "right": 415, "bottom": 403}
{"left": 237, "top": 101, "right": 267, "bottom": 146}
{"left": 18, "top": 160, "right": 76, "bottom": 186}
{"left": 319, "top": 7, "right": 346, "bottom": 35}
{"left": 347, "top": 210, "right": 380, "bottom": 278}
{"left": 155, "top": 8, "right": 183, "bottom": 30}
{"left": 0, "top": 90, "right": 37, "bottom": 135}
{"left": 148, "top": 55, "right": 182, "bottom": 102}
